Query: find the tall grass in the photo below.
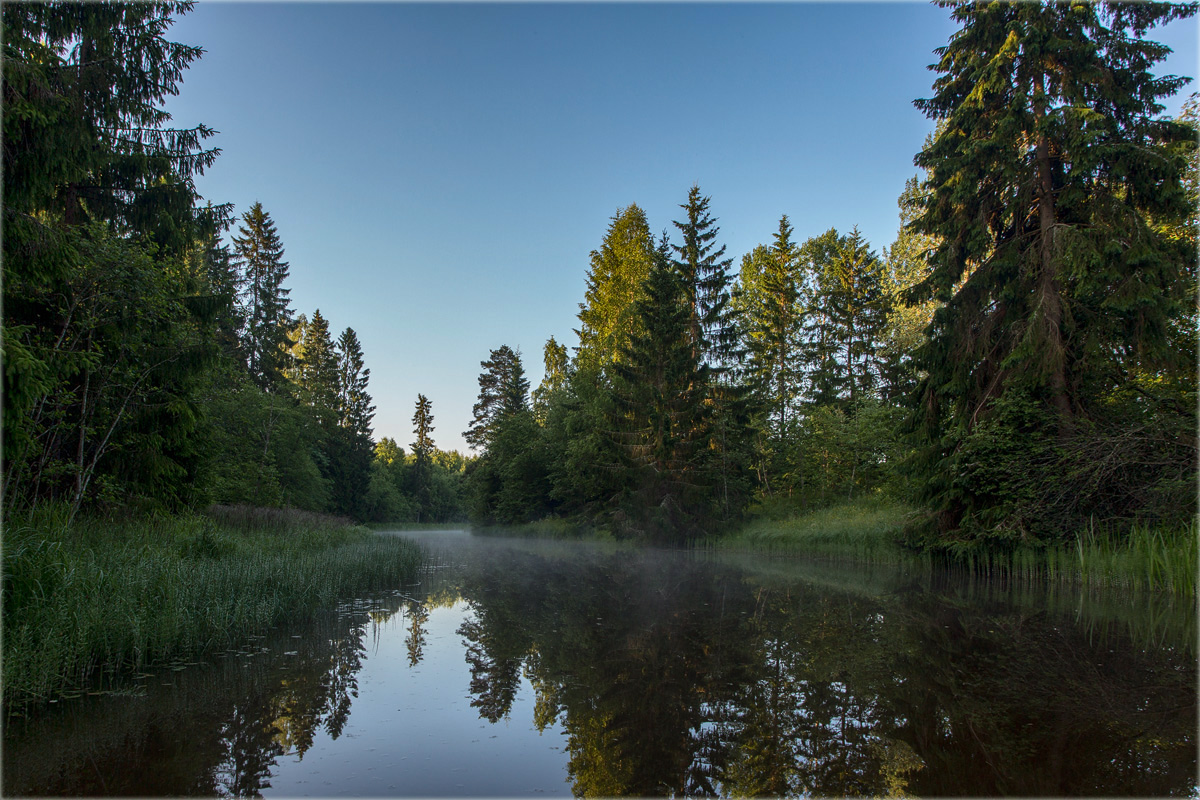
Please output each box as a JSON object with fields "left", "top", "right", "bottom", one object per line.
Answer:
{"left": 2, "top": 505, "right": 424, "bottom": 711}
{"left": 716, "top": 500, "right": 1196, "bottom": 597}
{"left": 714, "top": 498, "right": 919, "bottom": 565}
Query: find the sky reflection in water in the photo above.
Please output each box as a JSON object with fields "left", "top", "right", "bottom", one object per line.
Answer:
{"left": 3, "top": 529, "right": 1196, "bottom": 797}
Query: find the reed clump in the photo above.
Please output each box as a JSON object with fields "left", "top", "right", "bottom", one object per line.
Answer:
{"left": 720, "top": 499, "right": 1196, "bottom": 598}
{"left": 2, "top": 506, "right": 424, "bottom": 711}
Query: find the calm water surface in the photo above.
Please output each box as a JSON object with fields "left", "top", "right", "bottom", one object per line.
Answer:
{"left": 4, "top": 529, "right": 1196, "bottom": 797}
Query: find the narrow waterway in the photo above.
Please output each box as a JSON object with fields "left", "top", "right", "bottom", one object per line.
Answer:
{"left": 4, "top": 529, "right": 1196, "bottom": 797}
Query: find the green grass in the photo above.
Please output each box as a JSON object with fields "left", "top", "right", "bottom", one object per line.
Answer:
{"left": 716, "top": 499, "right": 1196, "bottom": 597}
{"left": 2, "top": 504, "right": 424, "bottom": 711}
{"left": 715, "top": 497, "right": 917, "bottom": 563}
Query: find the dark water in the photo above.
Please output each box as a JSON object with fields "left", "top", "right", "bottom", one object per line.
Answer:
{"left": 4, "top": 530, "right": 1197, "bottom": 797}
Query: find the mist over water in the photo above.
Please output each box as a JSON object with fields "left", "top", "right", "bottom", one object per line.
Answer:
{"left": 5, "top": 529, "right": 1196, "bottom": 797}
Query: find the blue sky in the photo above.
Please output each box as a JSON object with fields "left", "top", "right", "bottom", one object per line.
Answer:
{"left": 163, "top": 2, "right": 1198, "bottom": 455}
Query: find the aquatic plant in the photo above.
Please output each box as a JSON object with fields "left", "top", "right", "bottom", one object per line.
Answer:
{"left": 2, "top": 507, "right": 423, "bottom": 711}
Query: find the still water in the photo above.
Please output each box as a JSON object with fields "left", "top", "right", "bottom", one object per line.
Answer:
{"left": 4, "top": 529, "right": 1197, "bottom": 797}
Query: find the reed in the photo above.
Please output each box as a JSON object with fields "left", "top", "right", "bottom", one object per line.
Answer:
{"left": 2, "top": 506, "right": 424, "bottom": 711}
{"left": 717, "top": 500, "right": 1196, "bottom": 598}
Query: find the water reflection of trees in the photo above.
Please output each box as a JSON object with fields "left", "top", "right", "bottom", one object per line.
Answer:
{"left": 448, "top": 546, "right": 1197, "bottom": 798}
{"left": 3, "top": 594, "right": 394, "bottom": 797}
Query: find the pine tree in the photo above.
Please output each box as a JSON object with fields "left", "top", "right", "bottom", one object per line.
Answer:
{"left": 233, "top": 202, "right": 294, "bottom": 392}
{"left": 335, "top": 327, "right": 375, "bottom": 441}
{"left": 909, "top": 1, "right": 1196, "bottom": 536}
{"left": 576, "top": 204, "right": 658, "bottom": 369}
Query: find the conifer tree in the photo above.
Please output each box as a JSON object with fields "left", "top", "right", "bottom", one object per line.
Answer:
{"left": 881, "top": 176, "right": 940, "bottom": 402}
{"left": 611, "top": 260, "right": 711, "bottom": 537}
{"left": 289, "top": 309, "right": 338, "bottom": 414}
{"left": 670, "top": 185, "right": 737, "bottom": 369}
{"left": 737, "top": 216, "right": 805, "bottom": 430}
{"left": 1, "top": 1, "right": 225, "bottom": 514}
{"left": 336, "top": 327, "right": 375, "bottom": 441}
{"left": 464, "top": 345, "right": 528, "bottom": 452}
{"left": 909, "top": 1, "right": 1196, "bottom": 536}
{"left": 576, "top": 205, "right": 657, "bottom": 369}
{"left": 532, "top": 336, "right": 570, "bottom": 424}
{"left": 821, "top": 227, "right": 889, "bottom": 406}
{"left": 233, "top": 202, "right": 294, "bottom": 392}
{"left": 411, "top": 393, "right": 436, "bottom": 519}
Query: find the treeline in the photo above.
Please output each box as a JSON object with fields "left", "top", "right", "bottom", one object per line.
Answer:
{"left": 1, "top": 2, "right": 467, "bottom": 524}
{"left": 465, "top": 3, "right": 1198, "bottom": 547}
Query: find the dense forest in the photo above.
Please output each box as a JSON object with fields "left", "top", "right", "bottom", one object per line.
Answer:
{"left": 2, "top": 1, "right": 468, "bottom": 526}
{"left": 3, "top": 2, "right": 1195, "bottom": 550}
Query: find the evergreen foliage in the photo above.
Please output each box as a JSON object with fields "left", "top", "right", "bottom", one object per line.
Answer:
{"left": 576, "top": 205, "right": 657, "bottom": 369}
{"left": 906, "top": 0, "right": 1197, "bottom": 539}
{"left": 670, "top": 185, "right": 738, "bottom": 369}
{"left": 610, "top": 260, "right": 713, "bottom": 539}
{"left": 233, "top": 202, "right": 294, "bottom": 392}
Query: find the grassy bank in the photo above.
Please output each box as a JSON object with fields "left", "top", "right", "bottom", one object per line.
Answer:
{"left": 2, "top": 505, "right": 424, "bottom": 711}
{"left": 716, "top": 498, "right": 916, "bottom": 563}
{"left": 717, "top": 498, "right": 1197, "bottom": 597}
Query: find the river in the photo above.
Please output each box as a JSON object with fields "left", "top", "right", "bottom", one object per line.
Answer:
{"left": 3, "top": 529, "right": 1196, "bottom": 797}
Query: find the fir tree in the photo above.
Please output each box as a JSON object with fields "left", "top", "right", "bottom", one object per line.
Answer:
{"left": 738, "top": 216, "right": 805, "bottom": 431}
{"left": 411, "top": 393, "right": 436, "bottom": 519}
{"left": 532, "top": 336, "right": 570, "bottom": 424}
{"left": 611, "top": 260, "right": 711, "bottom": 538}
{"left": 289, "top": 309, "right": 338, "bottom": 414}
{"left": 464, "top": 345, "right": 528, "bottom": 452}
{"left": 233, "top": 202, "right": 294, "bottom": 392}
{"left": 909, "top": 1, "right": 1197, "bottom": 536}
{"left": 820, "top": 227, "right": 889, "bottom": 407}
{"left": 671, "top": 185, "right": 738, "bottom": 370}
{"left": 576, "top": 204, "right": 658, "bottom": 369}
{"left": 336, "top": 327, "right": 375, "bottom": 441}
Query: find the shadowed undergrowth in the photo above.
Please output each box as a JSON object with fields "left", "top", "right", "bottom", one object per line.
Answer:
{"left": 2, "top": 505, "right": 424, "bottom": 712}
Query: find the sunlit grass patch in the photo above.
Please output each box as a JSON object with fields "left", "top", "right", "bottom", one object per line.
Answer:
{"left": 716, "top": 498, "right": 916, "bottom": 563}
{"left": 2, "top": 506, "right": 424, "bottom": 712}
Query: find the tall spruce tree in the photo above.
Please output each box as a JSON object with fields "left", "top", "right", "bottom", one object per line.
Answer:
{"left": 819, "top": 227, "right": 890, "bottom": 407}
{"left": 290, "top": 309, "right": 338, "bottom": 415}
{"left": 670, "top": 185, "right": 737, "bottom": 369}
{"left": 335, "top": 327, "right": 374, "bottom": 441}
{"left": 576, "top": 204, "right": 658, "bottom": 369}
{"left": 737, "top": 216, "right": 805, "bottom": 430}
{"left": 411, "top": 393, "right": 436, "bottom": 519}
{"left": 532, "top": 336, "right": 570, "bottom": 423}
{"left": 233, "top": 202, "right": 294, "bottom": 392}
{"left": 1, "top": 1, "right": 225, "bottom": 515}
{"left": 909, "top": 1, "right": 1197, "bottom": 536}
{"left": 611, "top": 259, "right": 711, "bottom": 538}
{"left": 464, "top": 345, "right": 528, "bottom": 452}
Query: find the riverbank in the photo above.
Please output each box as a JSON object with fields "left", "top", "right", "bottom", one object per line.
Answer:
{"left": 3, "top": 505, "right": 424, "bottom": 712}
{"left": 716, "top": 498, "right": 1197, "bottom": 597}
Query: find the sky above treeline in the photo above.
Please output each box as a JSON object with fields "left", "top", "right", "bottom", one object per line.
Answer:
{"left": 162, "top": 2, "right": 1198, "bottom": 455}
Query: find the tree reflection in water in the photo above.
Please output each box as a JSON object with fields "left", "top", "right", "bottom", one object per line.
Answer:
{"left": 3, "top": 541, "right": 1195, "bottom": 797}
{"left": 3, "top": 594, "right": 385, "bottom": 797}
{"left": 447, "top": 543, "right": 1196, "bottom": 798}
